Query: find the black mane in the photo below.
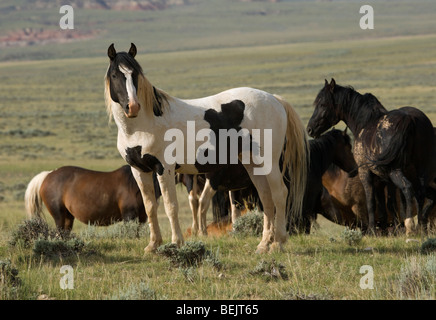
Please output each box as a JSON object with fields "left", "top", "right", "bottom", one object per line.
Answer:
{"left": 334, "top": 85, "right": 387, "bottom": 129}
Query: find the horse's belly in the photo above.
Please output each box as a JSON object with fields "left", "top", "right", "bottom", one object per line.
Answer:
{"left": 66, "top": 196, "right": 123, "bottom": 226}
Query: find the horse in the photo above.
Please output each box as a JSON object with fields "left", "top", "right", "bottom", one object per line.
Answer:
{"left": 296, "top": 128, "right": 357, "bottom": 234}
{"left": 105, "top": 43, "right": 309, "bottom": 253}
{"left": 24, "top": 165, "right": 160, "bottom": 231}
{"left": 321, "top": 163, "right": 376, "bottom": 232}
{"left": 307, "top": 79, "right": 436, "bottom": 235}
{"left": 322, "top": 163, "right": 436, "bottom": 233}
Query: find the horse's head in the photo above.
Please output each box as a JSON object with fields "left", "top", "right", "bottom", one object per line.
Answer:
{"left": 106, "top": 43, "right": 142, "bottom": 118}
{"left": 330, "top": 128, "right": 358, "bottom": 178}
{"left": 307, "top": 79, "right": 340, "bottom": 138}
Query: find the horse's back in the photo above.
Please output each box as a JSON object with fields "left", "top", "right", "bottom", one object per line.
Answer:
{"left": 365, "top": 106, "right": 435, "bottom": 177}
{"left": 388, "top": 107, "right": 434, "bottom": 173}
{"left": 189, "top": 87, "right": 287, "bottom": 126}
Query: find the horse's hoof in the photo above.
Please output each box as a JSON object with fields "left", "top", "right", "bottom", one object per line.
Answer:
{"left": 173, "top": 238, "right": 184, "bottom": 248}
{"left": 269, "top": 242, "right": 284, "bottom": 253}
{"left": 255, "top": 244, "right": 269, "bottom": 254}
{"left": 144, "top": 241, "right": 161, "bottom": 253}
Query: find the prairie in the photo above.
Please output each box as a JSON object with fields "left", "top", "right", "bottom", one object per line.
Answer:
{"left": 0, "top": 0, "right": 436, "bottom": 301}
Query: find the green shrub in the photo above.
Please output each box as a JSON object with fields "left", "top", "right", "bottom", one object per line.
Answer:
{"left": 9, "top": 218, "right": 52, "bottom": 248}
{"left": 341, "top": 227, "right": 363, "bottom": 246}
{"left": 157, "top": 241, "right": 221, "bottom": 269}
{"left": 0, "top": 259, "right": 20, "bottom": 300}
{"left": 110, "top": 282, "right": 166, "bottom": 300}
{"left": 0, "top": 259, "right": 20, "bottom": 287}
{"left": 232, "top": 211, "right": 263, "bottom": 237}
{"left": 249, "top": 259, "right": 288, "bottom": 281}
{"left": 421, "top": 238, "right": 436, "bottom": 254}
{"left": 32, "top": 238, "right": 85, "bottom": 258}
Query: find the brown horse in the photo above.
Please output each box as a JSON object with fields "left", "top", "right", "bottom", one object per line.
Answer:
{"left": 321, "top": 164, "right": 371, "bottom": 231}
{"left": 321, "top": 164, "right": 436, "bottom": 233}
{"left": 24, "top": 165, "right": 160, "bottom": 232}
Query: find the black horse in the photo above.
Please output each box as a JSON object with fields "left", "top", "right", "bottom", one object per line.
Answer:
{"left": 307, "top": 79, "right": 436, "bottom": 234}
{"left": 183, "top": 128, "right": 357, "bottom": 234}
{"left": 291, "top": 128, "right": 357, "bottom": 233}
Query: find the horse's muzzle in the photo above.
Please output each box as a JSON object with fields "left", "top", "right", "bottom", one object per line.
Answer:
{"left": 125, "top": 102, "right": 140, "bottom": 118}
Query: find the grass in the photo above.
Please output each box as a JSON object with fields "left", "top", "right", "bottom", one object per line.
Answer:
{"left": 1, "top": 211, "right": 435, "bottom": 300}
{"left": 1, "top": 0, "right": 436, "bottom": 300}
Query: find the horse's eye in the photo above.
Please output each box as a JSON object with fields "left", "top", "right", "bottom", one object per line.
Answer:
{"left": 112, "top": 74, "right": 117, "bottom": 79}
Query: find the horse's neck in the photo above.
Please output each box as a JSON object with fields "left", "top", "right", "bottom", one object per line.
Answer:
{"left": 310, "top": 138, "right": 335, "bottom": 175}
{"left": 112, "top": 96, "right": 205, "bottom": 138}
{"left": 112, "top": 104, "right": 153, "bottom": 136}
{"left": 338, "top": 90, "right": 386, "bottom": 136}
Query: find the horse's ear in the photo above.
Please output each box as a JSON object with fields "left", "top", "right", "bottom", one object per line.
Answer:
{"left": 128, "top": 43, "right": 137, "bottom": 58}
{"left": 329, "top": 78, "right": 336, "bottom": 92}
{"left": 343, "top": 126, "right": 348, "bottom": 135}
{"left": 324, "top": 79, "right": 329, "bottom": 87}
{"left": 108, "top": 43, "right": 116, "bottom": 61}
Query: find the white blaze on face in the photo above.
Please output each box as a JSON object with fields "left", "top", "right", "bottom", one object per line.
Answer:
{"left": 119, "top": 64, "right": 140, "bottom": 117}
{"left": 119, "top": 65, "right": 137, "bottom": 103}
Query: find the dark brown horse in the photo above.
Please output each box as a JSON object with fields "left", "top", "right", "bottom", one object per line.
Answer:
{"left": 307, "top": 79, "right": 436, "bottom": 235}
{"left": 25, "top": 165, "right": 160, "bottom": 231}
{"left": 321, "top": 164, "right": 376, "bottom": 232}
{"left": 322, "top": 163, "right": 436, "bottom": 233}
{"left": 296, "top": 128, "right": 357, "bottom": 233}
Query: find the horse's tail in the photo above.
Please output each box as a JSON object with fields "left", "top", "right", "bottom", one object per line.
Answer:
{"left": 274, "top": 94, "right": 310, "bottom": 227}
{"left": 24, "top": 171, "right": 52, "bottom": 220}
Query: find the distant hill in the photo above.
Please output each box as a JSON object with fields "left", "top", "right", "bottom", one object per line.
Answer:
{"left": 0, "top": 0, "right": 194, "bottom": 52}
{"left": 2, "top": 0, "right": 192, "bottom": 11}
{"left": 0, "top": 0, "right": 435, "bottom": 62}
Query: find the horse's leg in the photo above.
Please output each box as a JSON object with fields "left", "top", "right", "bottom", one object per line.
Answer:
{"left": 43, "top": 199, "right": 67, "bottom": 232}
{"left": 374, "top": 182, "right": 388, "bottom": 234}
{"left": 131, "top": 168, "right": 162, "bottom": 252}
{"left": 359, "top": 170, "right": 376, "bottom": 234}
{"left": 63, "top": 211, "right": 75, "bottom": 234}
{"left": 157, "top": 165, "right": 184, "bottom": 247}
{"left": 244, "top": 164, "right": 274, "bottom": 253}
{"left": 188, "top": 175, "right": 199, "bottom": 236}
{"left": 229, "top": 191, "right": 241, "bottom": 224}
{"left": 386, "top": 184, "right": 400, "bottom": 231}
{"left": 416, "top": 179, "right": 429, "bottom": 233}
{"left": 197, "top": 179, "right": 216, "bottom": 236}
{"left": 266, "top": 166, "right": 289, "bottom": 252}
{"left": 420, "top": 198, "right": 432, "bottom": 233}
{"left": 389, "top": 169, "right": 415, "bottom": 235}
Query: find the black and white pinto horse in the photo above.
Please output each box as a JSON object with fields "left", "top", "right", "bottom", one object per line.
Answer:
{"left": 104, "top": 43, "right": 310, "bottom": 253}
